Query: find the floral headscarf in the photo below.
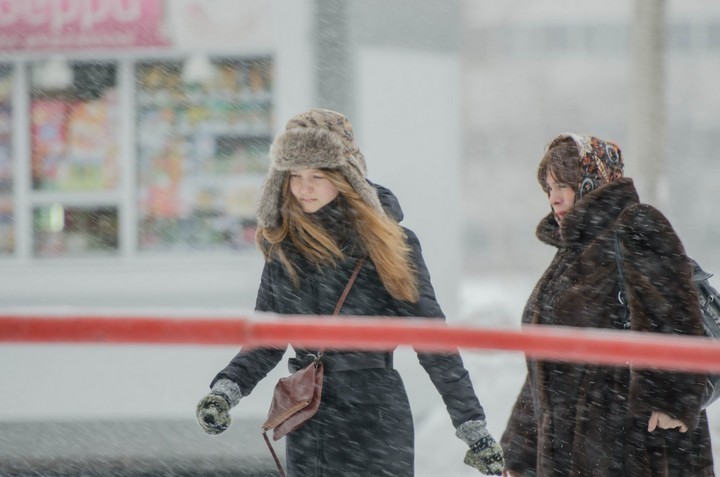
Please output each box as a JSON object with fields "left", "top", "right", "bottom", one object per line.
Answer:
{"left": 548, "top": 133, "right": 624, "bottom": 198}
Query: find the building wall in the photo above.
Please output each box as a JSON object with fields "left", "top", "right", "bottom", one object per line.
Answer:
{"left": 461, "top": 0, "right": 720, "bottom": 274}
{"left": 0, "top": 0, "right": 465, "bottom": 320}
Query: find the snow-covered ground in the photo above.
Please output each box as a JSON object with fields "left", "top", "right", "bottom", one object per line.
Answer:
{"left": 1, "top": 273, "right": 719, "bottom": 476}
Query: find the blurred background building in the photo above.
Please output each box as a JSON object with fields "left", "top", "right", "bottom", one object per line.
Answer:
{"left": 0, "top": 0, "right": 464, "bottom": 318}
{"left": 1, "top": 0, "right": 720, "bottom": 475}
{"left": 0, "top": 0, "right": 718, "bottom": 311}
{"left": 462, "top": 0, "right": 720, "bottom": 274}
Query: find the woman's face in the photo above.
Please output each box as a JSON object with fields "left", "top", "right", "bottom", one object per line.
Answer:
{"left": 289, "top": 168, "right": 340, "bottom": 213}
{"left": 545, "top": 170, "right": 576, "bottom": 223}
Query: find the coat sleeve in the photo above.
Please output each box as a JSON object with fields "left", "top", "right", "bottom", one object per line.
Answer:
{"left": 210, "top": 261, "right": 287, "bottom": 396}
{"left": 618, "top": 204, "right": 707, "bottom": 429}
{"left": 395, "top": 229, "right": 487, "bottom": 428}
{"left": 501, "top": 373, "right": 538, "bottom": 476}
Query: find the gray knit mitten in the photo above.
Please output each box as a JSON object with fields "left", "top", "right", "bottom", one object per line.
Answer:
{"left": 196, "top": 379, "right": 242, "bottom": 435}
{"left": 456, "top": 420, "right": 505, "bottom": 475}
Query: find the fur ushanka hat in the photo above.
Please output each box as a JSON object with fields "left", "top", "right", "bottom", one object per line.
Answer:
{"left": 257, "top": 109, "right": 385, "bottom": 228}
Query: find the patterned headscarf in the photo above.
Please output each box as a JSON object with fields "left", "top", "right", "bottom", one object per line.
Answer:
{"left": 548, "top": 133, "right": 624, "bottom": 198}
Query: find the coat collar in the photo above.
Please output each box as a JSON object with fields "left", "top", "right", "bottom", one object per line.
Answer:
{"left": 536, "top": 178, "right": 640, "bottom": 247}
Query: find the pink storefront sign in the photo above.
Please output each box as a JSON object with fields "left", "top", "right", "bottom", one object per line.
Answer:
{"left": 0, "top": 0, "right": 170, "bottom": 51}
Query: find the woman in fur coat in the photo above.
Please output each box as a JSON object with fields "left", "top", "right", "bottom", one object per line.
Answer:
{"left": 195, "top": 109, "right": 504, "bottom": 476}
{"left": 500, "top": 134, "right": 714, "bottom": 476}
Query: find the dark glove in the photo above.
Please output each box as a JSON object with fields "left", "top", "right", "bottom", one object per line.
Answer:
{"left": 456, "top": 419, "right": 505, "bottom": 475}
{"left": 196, "top": 393, "right": 231, "bottom": 435}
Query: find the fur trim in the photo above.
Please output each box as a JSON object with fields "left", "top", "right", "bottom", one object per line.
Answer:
{"left": 257, "top": 118, "right": 384, "bottom": 228}
{"left": 271, "top": 128, "right": 351, "bottom": 172}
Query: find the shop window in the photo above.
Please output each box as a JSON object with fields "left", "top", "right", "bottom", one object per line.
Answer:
{"left": 30, "top": 61, "right": 119, "bottom": 192}
{"left": 28, "top": 61, "right": 120, "bottom": 258}
{"left": 135, "top": 57, "right": 273, "bottom": 251}
{"left": 33, "top": 205, "right": 118, "bottom": 257}
{"left": 0, "top": 65, "right": 12, "bottom": 255}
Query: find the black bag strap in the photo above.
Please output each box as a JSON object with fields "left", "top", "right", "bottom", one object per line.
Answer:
{"left": 615, "top": 234, "right": 720, "bottom": 408}
{"left": 613, "top": 232, "right": 631, "bottom": 330}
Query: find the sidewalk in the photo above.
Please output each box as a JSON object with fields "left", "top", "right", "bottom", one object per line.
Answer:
{"left": 0, "top": 418, "right": 278, "bottom": 477}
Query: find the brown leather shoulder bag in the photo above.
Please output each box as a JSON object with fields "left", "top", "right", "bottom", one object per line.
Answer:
{"left": 261, "top": 257, "right": 365, "bottom": 476}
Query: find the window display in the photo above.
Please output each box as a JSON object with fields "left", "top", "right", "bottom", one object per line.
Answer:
{"left": 2, "top": 54, "right": 274, "bottom": 259}
{"left": 136, "top": 57, "right": 273, "bottom": 251}
{"left": 29, "top": 61, "right": 120, "bottom": 257}
{"left": 30, "top": 62, "right": 119, "bottom": 192}
{"left": 33, "top": 205, "right": 118, "bottom": 257}
{"left": 0, "top": 65, "right": 13, "bottom": 255}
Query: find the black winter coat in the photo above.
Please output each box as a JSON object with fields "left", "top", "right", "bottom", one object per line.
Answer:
{"left": 501, "top": 179, "right": 714, "bottom": 476}
{"left": 213, "top": 184, "right": 485, "bottom": 477}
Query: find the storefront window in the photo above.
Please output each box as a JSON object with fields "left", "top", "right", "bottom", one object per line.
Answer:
{"left": 135, "top": 57, "right": 273, "bottom": 251}
{"left": 30, "top": 62, "right": 119, "bottom": 192}
{"left": 29, "top": 61, "right": 120, "bottom": 257}
{"left": 0, "top": 65, "right": 12, "bottom": 255}
{"left": 33, "top": 205, "right": 118, "bottom": 257}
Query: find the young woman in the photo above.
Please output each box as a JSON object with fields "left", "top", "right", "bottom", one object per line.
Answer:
{"left": 500, "top": 134, "right": 714, "bottom": 476}
{"left": 196, "top": 109, "right": 504, "bottom": 476}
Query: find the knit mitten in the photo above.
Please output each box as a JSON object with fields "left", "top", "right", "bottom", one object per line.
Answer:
{"left": 456, "top": 419, "right": 505, "bottom": 475}
{"left": 196, "top": 379, "right": 242, "bottom": 435}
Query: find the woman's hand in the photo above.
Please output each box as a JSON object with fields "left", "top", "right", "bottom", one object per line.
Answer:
{"left": 648, "top": 411, "right": 688, "bottom": 433}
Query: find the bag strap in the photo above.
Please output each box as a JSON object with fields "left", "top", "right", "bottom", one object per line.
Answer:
{"left": 334, "top": 257, "right": 366, "bottom": 315}
{"left": 263, "top": 431, "right": 287, "bottom": 477}
{"left": 263, "top": 257, "right": 366, "bottom": 477}
{"left": 613, "top": 232, "right": 631, "bottom": 330}
{"left": 316, "top": 257, "right": 365, "bottom": 361}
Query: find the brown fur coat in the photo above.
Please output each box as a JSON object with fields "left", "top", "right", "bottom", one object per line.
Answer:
{"left": 501, "top": 179, "right": 714, "bottom": 476}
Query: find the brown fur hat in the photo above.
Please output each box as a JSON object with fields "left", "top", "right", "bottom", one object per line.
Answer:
{"left": 257, "top": 109, "right": 384, "bottom": 228}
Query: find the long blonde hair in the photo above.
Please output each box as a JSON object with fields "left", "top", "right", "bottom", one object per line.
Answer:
{"left": 256, "top": 170, "right": 419, "bottom": 302}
